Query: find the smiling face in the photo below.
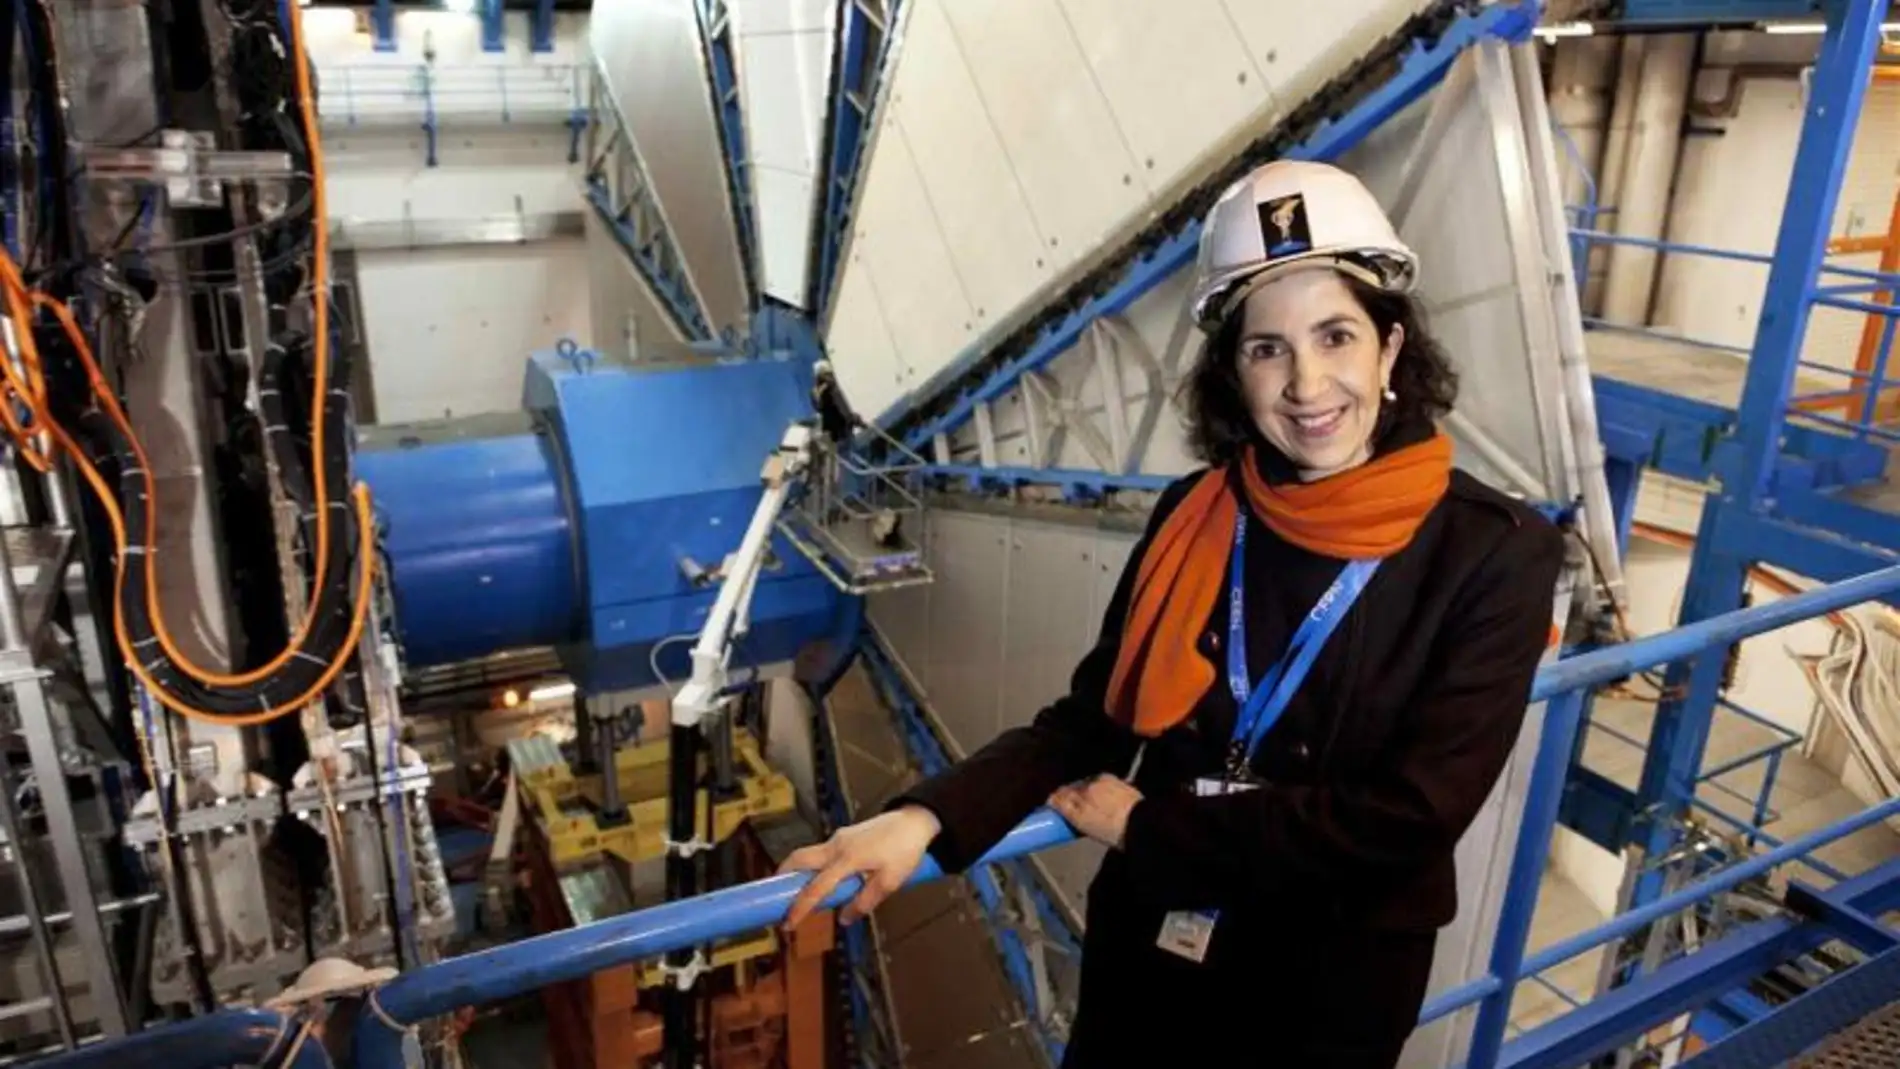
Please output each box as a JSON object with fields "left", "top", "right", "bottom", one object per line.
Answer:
{"left": 1233, "top": 267, "right": 1403, "bottom": 480}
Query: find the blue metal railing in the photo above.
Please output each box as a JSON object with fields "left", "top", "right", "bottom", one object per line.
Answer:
{"left": 1569, "top": 226, "right": 1900, "bottom": 448}
{"left": 44, "top": 563, "right": 1900, "bottom": 1069}
{"left": 1583, "top": 693, "right": 1801, "bottom": 846}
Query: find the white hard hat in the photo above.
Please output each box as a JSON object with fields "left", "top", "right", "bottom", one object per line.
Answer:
{"left": 1189, "top": 160, "right": 1418, "bottom": 332}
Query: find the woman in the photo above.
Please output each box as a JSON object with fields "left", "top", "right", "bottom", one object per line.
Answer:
{"left": 782, "top": 160, "right": 1566, "bottom": 1067}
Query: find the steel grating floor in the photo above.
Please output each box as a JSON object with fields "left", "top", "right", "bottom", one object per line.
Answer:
{"left": 1790, "top": 1000, "right": 1900, "bottom": 1068}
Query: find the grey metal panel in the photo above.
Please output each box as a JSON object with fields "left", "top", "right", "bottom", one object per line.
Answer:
{"left": 920, "top": 512, "right": 1009, "bottom": 756}
{"left": 870, "top": 551, "right": 936, "bottom": 700}
{"left": 589, "top": 0, "right": 751, "bottom": 337}
{"left": 1000, "top": 522, "right": 1099, "bottom": 732}
{"left": 1344, "top": 62, "right": 1571, "bottom": 501}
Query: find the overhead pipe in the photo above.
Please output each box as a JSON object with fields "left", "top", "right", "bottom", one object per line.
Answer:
{"left": 1600, "top": 33, "right": 1697, "bottom": 327}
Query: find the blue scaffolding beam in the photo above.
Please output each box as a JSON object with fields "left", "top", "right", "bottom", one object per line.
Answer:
{"left": 811, "top": 0, "right": 905, "bottom": 316}
{"left": 1629, "top": 0, "right": 1894, "bottom": 928}
{"left": 582, "top": 70, "right": 717, "bottom": 341}
{"left": 695, "top": 0, "right": 759, "bottom": 306}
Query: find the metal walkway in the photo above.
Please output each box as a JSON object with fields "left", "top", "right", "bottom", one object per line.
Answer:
{"left": 825, "top": 665, "right": 1047, "bottom": 1069}
{"left": 1792, "top": 1001, "right": 1900, "bottom": 1068}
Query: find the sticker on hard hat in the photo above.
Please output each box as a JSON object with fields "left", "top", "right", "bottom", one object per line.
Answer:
{"left": 1258, "top": 194, "right": 1312, "bottom": 258}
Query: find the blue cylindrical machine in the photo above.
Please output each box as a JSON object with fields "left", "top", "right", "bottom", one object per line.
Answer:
{"left": 356, "top": 350, "right": 838, "bottom": 687}
{"left": 356, "top": 416, "right": 578, "bottom": 668}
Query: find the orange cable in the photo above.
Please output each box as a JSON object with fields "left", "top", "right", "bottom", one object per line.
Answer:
{"left": 0, "top": 2, "right": 372, "bottom": 725}
{"left": 121, "top": 0, "right": 342, "bottom": 689}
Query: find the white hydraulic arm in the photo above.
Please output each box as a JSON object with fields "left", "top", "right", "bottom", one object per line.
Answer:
{"left": 670, "top": 422, "right": 817, "bottom": 732}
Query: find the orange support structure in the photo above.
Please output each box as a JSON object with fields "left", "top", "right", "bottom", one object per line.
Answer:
{"left": 1845, "top": 184, "right": 1900, "bottom": 423}
{"left": 518, "top": 801, "right": 836, "bottom": 1069}
{"left": 1808, "top": 173, "right": 1899, "bottom": 422}
{"left": 783, "top": 909, "right": 836, "bottom": 1069}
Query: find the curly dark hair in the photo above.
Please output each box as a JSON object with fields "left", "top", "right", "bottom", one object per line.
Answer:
{"left": 1180, "top": 273, "right": 1459, "bottom": 466}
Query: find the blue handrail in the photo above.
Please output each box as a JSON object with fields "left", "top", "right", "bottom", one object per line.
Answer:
{"left": 45, "top": 1007, "right": 332, "bottom": 1069}
{"left": 39, "top": 564, "right": 1900, "bottom": 1069}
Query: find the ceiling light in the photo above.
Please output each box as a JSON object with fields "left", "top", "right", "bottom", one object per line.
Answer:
{"left": 530, "top": 682, "right": 577, "bottom": 702}
{"left": 1534, "top": 21, "right": 1595, "bottom": 40}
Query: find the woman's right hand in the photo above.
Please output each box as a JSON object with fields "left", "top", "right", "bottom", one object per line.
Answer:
{"left": 778, "top": 805, "right": 942, "bottom": 928}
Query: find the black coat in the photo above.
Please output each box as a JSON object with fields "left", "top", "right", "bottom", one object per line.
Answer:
{"left": 894, "top": 448, "right": 1567, "bottom": 1067}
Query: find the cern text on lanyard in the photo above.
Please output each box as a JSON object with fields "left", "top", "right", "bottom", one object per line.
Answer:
{"left": 1222, "top": 510, "right": 1381, "bottom": 781}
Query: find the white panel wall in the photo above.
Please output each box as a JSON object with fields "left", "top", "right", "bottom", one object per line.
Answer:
{"left": 870, "top": 509, "right": 1138, "bottom": 926}
{"left": 733, "top": 0, "right": 831, "bottom": 307}
{"left": 824, "top": 0, "right": 1440, "bottom": 419}
{"left": 302, "top": 9, "right": 596, "bottom": 423}
{"left": 942, "top": 51, "right": 1581, "bottom": 506}
{"left": 1651, "top": 35, "right": 1900, "bottom": 376}
{"left": 359, "top": 238, "right": 592, "bottom": 423}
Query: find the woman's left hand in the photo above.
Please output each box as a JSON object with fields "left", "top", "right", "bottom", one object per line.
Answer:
{"left": 1049, "top": 775, "right": 1143, "bottom": 849}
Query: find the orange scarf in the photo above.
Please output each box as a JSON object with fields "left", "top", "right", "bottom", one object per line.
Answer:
{"left": 1105, "top": 432, "right": 1454, "bottom": 736}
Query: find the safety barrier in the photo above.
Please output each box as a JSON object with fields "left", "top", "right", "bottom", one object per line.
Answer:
{"left": 1566, "top": 226, "right": 1900, "bottom": 445}
{"left": 40, "top": 563, "right": 1900, "bottom": 1069}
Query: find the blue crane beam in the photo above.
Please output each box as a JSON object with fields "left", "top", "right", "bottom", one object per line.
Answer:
{"left": 582, "top": 70, "right": 718, "bottom": 340}
{"left": 811, "top": 0, "right": 905, "bottom": 315}
{"left": 696, "top": 0, "right": 759, "bottom": 308}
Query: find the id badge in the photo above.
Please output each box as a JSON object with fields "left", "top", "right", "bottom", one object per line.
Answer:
{"left": 1157, "top": 909, "right": 1219, "bottom": 963}
{"left": 1193, "top": 777, "right": 1260, "bottom": 797}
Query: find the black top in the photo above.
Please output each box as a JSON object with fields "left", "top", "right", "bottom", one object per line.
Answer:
{"left": 891, "top": 426, "right": 1567, "bottom": 1066}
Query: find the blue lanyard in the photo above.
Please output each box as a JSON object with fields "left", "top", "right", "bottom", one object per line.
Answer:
{"left": 1225, "top": 511, "right": 1380, "bottom": 773}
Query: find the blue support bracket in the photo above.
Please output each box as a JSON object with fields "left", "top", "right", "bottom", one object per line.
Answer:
{"left": 371, "top": 0, "right": 396, "bottom": 52}
{"left": 1785, "top": 881, "right": 1900, "bottom": 955}
{"left": 695, "top": 0, "right": 758, "bottom": 304}
{"left": 582, "top": 181, "right": 714, "bottom": 341}
{"left": 1560, "top": 765, "right": 1640, "bottom": 853}
{"left": 480, "top": 0, "right": 506, "bottom": 54}
{"left": 532, "top": 0, "right": 556, "bottom": 53}
{"left": 888, "top": 1, "right": 1540, "bottom": 453}
{"left": 1603, "top": 454, "right": 1643, "bottom": 558}
{"left": 1708, "top": 508, "right": 1900, "bottom": 606}
{"left": 812, "top": 0, "right": 904, "bottom": 315}
{"left": 1587, "top": 373, "right": 1885, "bottom": 493}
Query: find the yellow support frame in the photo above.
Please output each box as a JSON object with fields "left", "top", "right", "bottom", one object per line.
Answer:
{"left": 527, "top": 730, "right": 797, "bottom": 869}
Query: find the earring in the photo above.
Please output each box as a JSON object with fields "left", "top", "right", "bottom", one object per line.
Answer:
{"left": 1382, "top": 385, "right": 1397, "bottom": 402}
